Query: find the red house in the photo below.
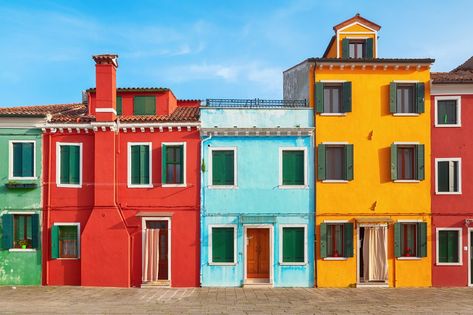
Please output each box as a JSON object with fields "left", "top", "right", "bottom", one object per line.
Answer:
{"left": 431, "top": 56, "right": 473, "bottom": 287}
{"left": 41, "top": 54, "right": 200, "bottom": 287}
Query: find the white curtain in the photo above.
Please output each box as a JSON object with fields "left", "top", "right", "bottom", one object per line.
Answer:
{"left": 143, "top": 229, "right": 160, "bottom": 282}
{"left": 363, "top": 226, "right": 388, "bottom": 282}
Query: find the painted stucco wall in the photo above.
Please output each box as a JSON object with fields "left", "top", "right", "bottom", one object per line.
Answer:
{"left": 0, "top": 128, "right": 42, "bottom": 285}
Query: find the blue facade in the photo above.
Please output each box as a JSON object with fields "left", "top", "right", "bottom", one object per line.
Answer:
{"left": 200, "top": 105, "right": 314, "bottom": 287}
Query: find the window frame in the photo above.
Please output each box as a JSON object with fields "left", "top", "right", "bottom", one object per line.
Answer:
{"left": 161, "top": 142, "right": 187, "bottom": 188}
{"left": 8, "top": 140, "right": 37, "bottom": 180}
{"left": 208, "top": 147, "right": 238, "bottom": 189}
{"left": 435, "top": 96, "right": 461, "bottom": 127}
{"left": 393, "top": 142, "right": 420, "bottom": 183}
{"left": 208, "top": 224, "right": 237, "bottom": 266}
{"left": 279, "top": 224, "right": 308, "bottom": 265}
{"left": 279, "top": 147, "right": 308, "bottom": 189}
{"left": 319, "top": 80, "right": 349, "bottom": 116}
{"left": 127, "top": 142, "right": 153, "bottom": 188}
{"left": 321, "top": 220, "right": 350, "bottom": 261}
{"left": 53, "top": 222, "right": 81, "bottom": 260}
{"left": 435, "top": 158, "right": 462, "bottom": 195}
{"left": 7, "top": 211, "right": 37, "bottom": 252}
{"left": 395, "top": 83, "right": 416, "bottom": 114}
{"left": 436, "top": 227, "right": 462, "bottom": 266}
{"left": 56, "top": 142, "right": 83, "bottom": 188}
{"left": 396, "top": 220, "right": 422, "bottom": 260}
{"left": 321, "top": 142, "right": 350, "bottom": 183}
{"left": 348, "top": 39, "right": 366, "bottom": 59}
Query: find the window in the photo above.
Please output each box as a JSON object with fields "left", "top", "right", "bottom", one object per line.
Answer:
{"left": 317, "top": 144, "right": 353, "bottom": 181}
{"left": 281, "top": 148, "right": 306, "bottom": 187}
{"left": 1, "top": 213, "right": 39, "bottom": 250}
{"left": 162, "top": 144, "right": 185, "bottom": 185}
{"left": 394, "top": 222, "right": 427, "bottom": 258}
{"left": 57, "top": 143, "right": 82, "bottom": 187}
{"left": 315, "top": 82, "right": 352, "bottom": 114}
{"left": 437, "top": 229, "right": 461, "bottom": 265}
{"left": 391, "top": 144, "right": 424, "bottom": 181}
{"left": 349, "top": 40, "right": 365, "bottom": 59}
{"left": 320, "top": 222, "right": 353, "bottom": 258}
{"left": 436, "top": 159, "right": 461, "bottom": 194}
{"left": 389, "top": 82, "right": 425, "bottom": 114}
{"left": 435, "top": 97, "right": 461, "bottom": 127}
{"left": 210, "top": 148, "right": 236, "bottom": 187}
{"left": 133, "top": 96, "right": 156, "bottom": 115}
{"left": 341, "top": 38, "right": 374, "bottom": 59}
{"left": 281, "top": 226, "right": 306, "bottom": 264}
{"left": 51, "top": 224, "right": 80, "bottom": 259}
{"left": 116, "top": 96, "right": 122, "bottom": 115}
{"left": 210, "top": 226, "right": 235, "bottom": 264}
{"left": 128, "top": 143, "right": 152, "bottom": 187}
{"left": 9, "top": 141, "right": 35, "bottom": 179}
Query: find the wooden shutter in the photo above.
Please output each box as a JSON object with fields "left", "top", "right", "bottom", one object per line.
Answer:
{"left": 342, "top": 82, "right": 352, "bottom": 113}
{"left": 2, "top": 214, "right": 13, "bottom": 250}
{"left": 60, "top": 145, "right": 70, "bottom": 184}
{"left": 116, "top": 96, "right": 122, "bottom": 115}
{"left": 140, "top": 145, "right": 150, "bottom": 184}
{"left": 223, "top": 151, "right": 235, "bottom": 185}
{"left": 22, "top": 142, "right": 34, "bottom": 177}
{"left": 416, "top": 83, "right": 425, "bottom": 113}
{"left": 283, "top": 227, "right": 304, "bottom": 263}
{"left": 178, "top": 146, "right": 184, "bottom": 184}
{"left": 391, "top": 144, "right": 398, "bottom": 181}
{"left": 394, "top": 222, "right": 401, "bottom": 258}
{"left": 417, "top": 222, "right": 427, "bottom": 257}
{"left": 343, "top": 223, "right": 354, "bottom": 257}
{"left": 31, "top": 213, "right": 39, "bottom": 249}
{"left": 69, "top": 146, "right": 80, "bottom": 185}
{"left": 320, "top": 223, "right": 327, "bottom": 258}
{"left": 341, "top": 38, "right": 349, "bottom": 58}
{"left": 51, "top": 225, "right": 59, "bottom": 259}
{"left": 416, "top": 144, "right": 425, "bottom": 181}
{"left": 283, "top": 151, "right": 304, "bottom": 185}
{"left": 212, "top": 227, "right": 234, "bottom": 263}
{"left": 161, "top": 144, "right": 167, "bottom": 184}
{"left": 365, "top": 38, "right": 374, "bottom": 59}
{"left": 13, "top": 143, "right": 23, "bottom": 177}
{"left": 212, "top": 151, "right": 224, "bottom": 185}
{"left": 315, "top": 82, "right": 324, "bottom": 113}
{"left": 344, "top": 144, "right": 354, "bottom": 181}
{"left": 317, "top": 144, "right": 326, "bottom": 181}
{"left": 134, "top": 96, "right": 156, "bottom": 115}
{"left": 389, "top": 82, "right": 397, "bottom": 113}
{"left": 131, "top": 146, "right": 140, "bottom": 185}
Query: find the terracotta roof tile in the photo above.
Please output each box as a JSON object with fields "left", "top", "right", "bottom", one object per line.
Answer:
{"left": 453, "top": 56, "right": 473, "bottom": 72}
{"left": 119, "top": 106, "right": 199, "bottom": 123}
{"left": 50, "top": 105, "right": 95, "bottom": 123}
{"left": 431, "top": 70, "right": 473, "bottom": 84}
{"left": 0, "top": 103, "right": 83, "bottom": 117}
{"left": 87, "top": 87, "right": 169, "bottom": 93}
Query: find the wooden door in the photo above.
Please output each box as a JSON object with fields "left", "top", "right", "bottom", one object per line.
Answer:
{"left": 247, "top": 228, "right": 270, "bottom": 279}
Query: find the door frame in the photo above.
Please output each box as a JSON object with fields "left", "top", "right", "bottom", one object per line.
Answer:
{"left": 141, "top": 217, "right": 172, "bottom": 284}
{"left": 468, "top": 227, "right": 473, "bottom": 287}
{"left": 243, "top": 224, "right": 273, "bottom": 285}
{"left": 357, "top": 224, "right": 388, "bottom": 285}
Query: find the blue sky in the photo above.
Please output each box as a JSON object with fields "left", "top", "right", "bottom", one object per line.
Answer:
{"left": 0, "top": 0, "right": 472, "bottom": 106}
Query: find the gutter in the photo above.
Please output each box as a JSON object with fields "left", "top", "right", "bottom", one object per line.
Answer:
{"left": 199, "top": 134, "right": 212, "bottom": 286}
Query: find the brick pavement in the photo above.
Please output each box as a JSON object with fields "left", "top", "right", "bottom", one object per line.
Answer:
{"left": 0, "top": 286, "right": 472, "bottom": 314}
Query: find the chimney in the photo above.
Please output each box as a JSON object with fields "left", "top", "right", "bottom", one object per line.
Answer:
{"left": 92, "top": 54, "right": 118, "bottom": 121}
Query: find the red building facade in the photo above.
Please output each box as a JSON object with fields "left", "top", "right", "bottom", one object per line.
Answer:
{"left": 41, "top": 54, "right": 200, "bottom": 287}
{"left": 431, "top": 57, "right": 473, "bottom": 287}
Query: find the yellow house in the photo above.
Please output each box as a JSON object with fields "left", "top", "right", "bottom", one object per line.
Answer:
{"left": 283, "top": 14, "right": 434, "bottom": 287}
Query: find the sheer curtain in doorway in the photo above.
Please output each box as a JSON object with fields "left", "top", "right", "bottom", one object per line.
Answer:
{"left": 143, "top": 229, "right": 160, "bottom": 282}
{"left": 363, "top": 226, "right": 388, "bottom": 282}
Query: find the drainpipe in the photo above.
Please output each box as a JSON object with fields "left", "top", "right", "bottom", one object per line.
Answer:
{"left": 199, "top": 133, "right": 212, "bottom": 286}
{"left": 45, "top": 131, "right": 52, "bottom": 285}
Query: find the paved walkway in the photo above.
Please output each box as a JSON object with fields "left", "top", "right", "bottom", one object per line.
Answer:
{"left": 0, "top": 286, "right": 473, "bottom": 314}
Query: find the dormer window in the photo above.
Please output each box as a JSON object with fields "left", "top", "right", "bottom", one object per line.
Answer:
{"left": 348, "top": 40, "right": 365, "bottom": 59}
{"left": 134, "top": 96, "right": 156, "bottom": 115}
{"left": 341, "top": 38, "right": 374, "bottom": 59}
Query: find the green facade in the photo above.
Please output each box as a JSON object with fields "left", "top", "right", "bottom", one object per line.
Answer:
{"left": 0, "top": 128, "right": 42, "bottom": 285}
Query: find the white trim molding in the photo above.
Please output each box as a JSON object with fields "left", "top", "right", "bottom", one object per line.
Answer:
{"left": 279, "top": 224, "right": 308, "bottom": 266}
{"left": 208, "top": 224, "right": 237, "bottom": 266}
{"left": 56, "top": 142, "right": 83, "bottom": 188}
{"left": 435, "top": 158, "right": 462, "bottom": 195}
{"left": 127, "top": 142, "right": 153, "bottom": 188}
{"left": 278, "top": 147, "right": 308, "bottom": 189}
{"left": 436, "top": 227, "right": 463, "bottom": 266}
{"left": 53, "top": 222, "right": 81, "bottom": 259}
{"left": 208, "top": 146, "right": 238, "bottom": 189}
{"left": 8, "top": 140, "right": 37, "bottom": 180}
{"left": 161, "top": 142, "right": 187, "bottom": 188}
{"left": 96, "top": 108, "right": 117, "bottom": 115}
{"left": 434, "top": 96, "right": 461, "bottom": 127}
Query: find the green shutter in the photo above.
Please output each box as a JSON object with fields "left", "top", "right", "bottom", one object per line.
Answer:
{"left": 60, "top": 145, "right": 70, "bottom": 184}
{"left": 416, "top": 83, "right": 425, "bottom": 113}
{"left": 389, "top": 82, "right": 397, "bottom": 113}
{"left": 283, "top": 227, "right": 304, "bottom": 263}
{"left": 134, "top": 96, "right": 156, "bottom": 115}
{"left": 2, "top": 214, "right": 13, "bottom": 250}
{"left": 212, "top": 151, "right": 223, "bottom": 185}
{"left": 162, "top": 144, "right": 167, "bottom": 184}
{"left": 31, "top": 213, "right": 39, "bottom": 249}
{"left": 51, "top": 225, "right": 59, "bottom": 259}
{"left": 140, "top": 145, "right": 150, "bottom": 184}
{"left": 178, "top": 146, "right": 184, "bottom": 183}
{"left": 365, "top": 38, "right": 374, "bottom": 59}
{"left": 315, "top": 82, "right": 324, "bottom": 113}
{"left": 131, "top": 146, "right": 140, "bottom": 185}
{"left": 212, "top": 227, "right": 234, "bottom": 263}
{"left": 342, "top": 82, "right": 352, "bottom": 113}
{"left": 394, "top": 222, "right": 401, "bottom": 258}
{"left": 317, "top": 144, "right": 326, "bottom": 181}
{"left": 21, "top": 143, "right": 34, "bottom": 177}
{"left": 343, "top": 223, "right": 354, "bottom": 257}
{"left": 283, "top": 151, "right": 304, "bottom": 185}
{"left": 341, "top": 38, "right": 349, "bottom": 58}
{"left": 417, "top": 222, "right": 427, "bottom": 257}
{"left": 13, "top": 143, "right": 23, "bottom": 177}
{"left": 116, "top": 96, "right": 122, "bottom": 115}
{"left": 391, "top": 144, "right": 398, "bottom": 181}
{"left": 416, "top": 144, "right": 425, "bottom": 181}
{"left": 224, "top": 151, "right": 235, "bottom": 185}
{"left": 344, "top": 144, "right": 354, "bottom": 181}
{"left": 320, "top": 223, "right": 327, "bottom": 258}
{"left": 69, "top": 146, "right": 80, "bottom": 185}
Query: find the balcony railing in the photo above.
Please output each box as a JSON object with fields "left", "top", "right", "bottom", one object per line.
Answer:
{"left": 204, "top": 98, "right": 308, "bottom": 108}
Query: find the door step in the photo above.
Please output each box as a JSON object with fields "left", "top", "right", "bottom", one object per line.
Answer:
{"left": 141, "top": 280, "right": 170, "bottom": 288}
{"left": 244, "top": 278, "right": 271, "bottom": 287}
{"left": 356, "top": 282, "right": 388, "bottom": 288}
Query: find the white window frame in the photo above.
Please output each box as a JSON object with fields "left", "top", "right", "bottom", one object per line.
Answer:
{"left": 127, "top": 142, "right": 153, "bottom": 188}
{"left": 56, "top": 142, "right": 83, "bottom": 188}
{"left": 436, "top": 227, "right": 462, "bottom": 266}
{"left": 279, "top": 147, "right": 308, "bottom": 189}
{"left": 8, "top": 140, "right": 37, "bottom": 180}
{"left": 208, "top": 147, "right": 238, "bottom": 189}
{"left": 279, "top": 224, "right": 308, "bottom": 265}
{"left": 8, "top": 212, "right": 37, "bottom": 252}
{"left": 435, "top": 158, "right": 462, "bottom": 195}
{"left": 434, "top": 96, "right": 461, "bottom": 127}
{"left": 321, "top": 142, "right": 349, "bottom": 183}
{"left": 393, "top": 142, "right": 421, "bottom": 183}
{"left": 53, "top": 222, "right": 81, "bottom": 260}
{"left": 208, "top": 224, "right": 237, "bottom": 266}
{"left": 161, "top": 142, "right": 187, "bottom": 188}
{"left": 322, "top": 220, "right": 349, "bottom": 260}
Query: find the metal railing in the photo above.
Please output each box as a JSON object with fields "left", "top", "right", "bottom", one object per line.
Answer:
{"left": 204, "top": 98, "right": 308, "bottom": 108}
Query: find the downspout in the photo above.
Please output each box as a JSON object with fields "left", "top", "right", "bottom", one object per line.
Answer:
{"left": 199, "top": 133, "right": 212, "bottom": 286}
{"left": 45, "top": 131, "right": 52, "bottom": 285}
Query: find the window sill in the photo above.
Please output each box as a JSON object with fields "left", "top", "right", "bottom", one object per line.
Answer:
{"left": 9, "top": 249, "right": 36, "bottom": 252}
{"left": 397, "top": 257, "right": 422, "bottom": 260}
{"left": 127, "top": 184, "right": 153, "bottom": 189}
{"left": 6, "top": 182, "right": 38, "bottom": 189}
{"left": 279, "top": 262, "right": 307, "bottom": 266}
{"left": 319, "top": 113, "right": 347, "bottom": 116}
{"left": 394, "top": 180, "right": 420, "bottom": 183}
{"left": 55, "top": 257, "right": 80, "bottom": 260}
{"left": 162, "top": 184, "right": 187, "bottom": 188}
{"left": 323, "top": 257, "right": 348, "bottom": 261}
{"left": 435, "top": 191, "right": 462, "bottom": 195}
{"left": 436, "top": 262, "right": 462, "bottom": 266}
{"left": 208, "top": 262, "right": 237, "bottom": 266}
{"left": 392, "top": 113, "right": 420, "bottom": 116}
{"left": 208, "top": 185, "right": 238, "bottom": 190}
{"left": 322, "top": 180, "right": 348, "bottom": 183}
{"left": 57, "top": 184, "right": 82, "bottom": 188}
{"left": 279, "top": 185, "right": 309, "bottom": 189}
{"left": 434, "top": 124, "right": 461, "bottom": 128}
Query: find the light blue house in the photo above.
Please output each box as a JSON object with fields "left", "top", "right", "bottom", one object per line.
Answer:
{"left": 200, "top": 99, "right": 315, "bottom": 287}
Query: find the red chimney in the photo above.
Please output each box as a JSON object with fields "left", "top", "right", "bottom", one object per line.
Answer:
{"left": 92, "top": 54, "right": 118, "bottom": 121}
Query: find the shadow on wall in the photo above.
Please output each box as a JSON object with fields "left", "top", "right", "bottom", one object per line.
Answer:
{"left": 378, "top": 147, "right": 391, "bottom": 184}
{"left": 380, "top": 84, "right": 390, "bottom": 116}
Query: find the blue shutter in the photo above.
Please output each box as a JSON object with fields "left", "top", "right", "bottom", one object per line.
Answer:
{"left": 2, "top": 214, "right": 13, "bottom": 250}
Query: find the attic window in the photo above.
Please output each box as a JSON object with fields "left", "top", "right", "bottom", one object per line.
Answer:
{"left": 349, "top": 40, "right": 365, "bottom": 59}
{"left": 342, "top": 38, "right": 374, "bottom": 59}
